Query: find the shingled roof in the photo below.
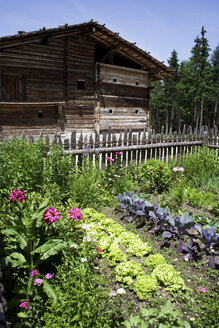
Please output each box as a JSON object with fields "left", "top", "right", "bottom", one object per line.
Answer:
{"left": 0, "top": 21, "right": 175, "bottom": 80}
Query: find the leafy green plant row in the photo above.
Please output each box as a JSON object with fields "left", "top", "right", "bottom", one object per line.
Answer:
{"left": 82, "top": 208, "right": 186, "bottom": 300}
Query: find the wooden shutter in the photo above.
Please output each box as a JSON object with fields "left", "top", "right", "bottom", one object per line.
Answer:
{"left": 0, "top": 75, "right": 25, "bottom": 101}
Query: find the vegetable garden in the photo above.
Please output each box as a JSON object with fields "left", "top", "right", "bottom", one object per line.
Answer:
{"left": 0, "top": 139, "right": 218, "bottom": 327}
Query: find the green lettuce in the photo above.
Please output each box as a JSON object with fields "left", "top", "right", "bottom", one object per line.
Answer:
{"left": 134, "top": 275, "right": 158, "bottom": 300}
{"left": 152, "top": 264, "right": 185, "bottom": 292}
{"left": 143, "top": 254, "right": 166, "bottom": 269}
{"left": 115, "top": 260, "right": 143, "bottom": 285}
{"left": 106, "top": 241, "right": 127, "bottom": 267}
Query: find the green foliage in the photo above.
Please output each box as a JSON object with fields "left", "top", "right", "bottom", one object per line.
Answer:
{"left": 122, "top": 301, "right": 191, "bottom": 328}
{"left": 143, "top": 254, "right": 166, "bottom": 269}
{"left": 138, "top": 159, "right": 173, "bottom": 193}
{"left": 180, "top": 147, "right": 219, "bottom": 189}
{"left": 0, "top": 138, "right": 48, "bottom": 192}
{"left": 193, "top": 284, "right": 219, "bottom": 328}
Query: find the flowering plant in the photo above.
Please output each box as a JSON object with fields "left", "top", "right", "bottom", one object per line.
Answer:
{"left": 43, "top": 207, "right": 61, "bottom": 224}
{"left": 9, "top": 188, "right": 26, "bottom": 202}
{"left": 69, "top": 207, "right": 83, "bottom": 221}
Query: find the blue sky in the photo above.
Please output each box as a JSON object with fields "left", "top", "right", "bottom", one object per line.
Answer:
{"left": 0, "top": 0, "right": 218, "bottom": 64}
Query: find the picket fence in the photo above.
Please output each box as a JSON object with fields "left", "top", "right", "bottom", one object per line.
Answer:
{"left": 1, "top": 125, "right": 218, "bottom": 169}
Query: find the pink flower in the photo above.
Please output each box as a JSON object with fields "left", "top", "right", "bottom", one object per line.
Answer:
{"left": 45, "top": 273, "right": 52, "bottom": 280}
{"left": 109, "top": 292, "right": 117, "bottom": 297}
{"left": 82, "top": 224, "right": 90, "bottom": 230}
{"left": 34, "top": 278, "right": 43, "bottom": 286}
{"left": 30, "top": 270, "right": 38, "bottom": 277}
{"left": 43, "top": 207, "right": 61, "bottom": 224}
{"left": 115, "top": 152, "right": 123, "bottom": 155}
{"left": 198, "top": 287, "right": 206, "bottom": 293}
{"left": 9, "top": 189, "right": 26, "bottom": 202}
{"left": 149, "top": 170, "right": 153, "bottom": 174}
{"left": 96, "top": 247, "right": 103, "bottom": 253}
{"left": 69, "top": 207, "right": 83, "bottom": 221}
{"left": 106, "top": 156, "right": 113, "bottom": 162}
{"left": 179, "top": 167, "right": 184, "bottom": 172}
{"left": 19, "top": 301, "right": 28, "bottom": 310}
{"left": 172, "top": 167, "right": 178, "bottom": 172}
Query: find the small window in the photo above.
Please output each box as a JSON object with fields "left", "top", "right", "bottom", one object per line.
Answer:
{"left": 109, "top": 109, "right": 113, "bottom": 114}
{"left": 113, "top": 78, "right": 117, "bottom": 83}
{"left": 135, "top": 110, "right": 139, "bottom": 115}
{"left": 136, "top": 81, "right": 139, "bottom": 86}
{"left": 38, "top": 112, "right": 43, "bottom": 118}
{"left": 76, "top": 80, "right": 85, "bottom": 90}
{"left": 0, "top": 75, "right": 25, "bottom": 101}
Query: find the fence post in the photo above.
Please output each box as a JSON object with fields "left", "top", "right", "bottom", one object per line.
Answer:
{"left": 203, "top": 131, "right": 208, "bottom": 146}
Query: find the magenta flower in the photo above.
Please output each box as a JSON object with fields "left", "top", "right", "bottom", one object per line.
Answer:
{"left": 106, "top": 156, "right": 113, "bottom": 162}
{"left": 115, "top": 152, "right": 123, "bottom": 155}
{"left": 45, "top": 273, "right": 53, "bottom": 280}
{"left": 69, "top": 207, "right": 83, "bottom": 221}
{"left": 34, "top": 278, "right": 43, "bottom": 286}
{"left": 19, "top": 301, "right": 28, "bottom": 310}
{"left": 43, "top": 207, "right": 61, "bottom": 224}
{"left": 149, "top": 170, "right": 153, "bottom": 174}
{"left": 30, "top": 270, "right": 38, "bottom": 277}
{"left": 96, "top": 247, "right": 103, "bottom": 253}
{"left": 9, "top": 189, "right": 26, "bottom": 202}
{"left": 159, "top": 166, "right": 163, "bottom": 170}
{"left": 198, "top": 287, "right": 206, "bottom": 293}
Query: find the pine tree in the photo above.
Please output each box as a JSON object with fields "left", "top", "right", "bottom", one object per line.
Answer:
{"left": 211, "top": 44, "right": 219, "bottom": 126}
{"left": 190, "top": 26, "right": 213, "bottom": 128}
{"left": 164, "top": 50, "right": 179, "bottom": 130}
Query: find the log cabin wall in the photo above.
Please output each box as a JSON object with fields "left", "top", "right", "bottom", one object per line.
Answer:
{"left": 61, "top": 35, "right": 96, "bottom": 134}
{"left": 96, "top": 63, "right": 150, "bottom": 133}
{"left": 0, "top": 34, "right": 96, "bottom": 136}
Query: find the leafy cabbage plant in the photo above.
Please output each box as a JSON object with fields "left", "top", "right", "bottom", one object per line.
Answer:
{"left": 134, "top": 275, "right": 158, "bottom": 300}
{"left": 151, "top": 264, "right": 185, "bottom": 293}
{"left": 194, "top": 225, "right": 219, "bottom": 269}
{"left": 115, "top": 260, "right": 143, "bottom": 285}
{"left": 143, "top": 253, "right": 166, "bottom": 269}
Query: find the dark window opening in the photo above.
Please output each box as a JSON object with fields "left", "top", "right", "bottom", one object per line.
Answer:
{"left": 113, "top": 78, "right": 117, "bottom": 83}
{"left": 77, "top": 80, "right": 85, "bottom": 90}
{"left": 135, "top": 110, "right": 139, "bottom": 115}
{"left": 38, "top": 112, "right": 43, "bottom": 118}
{"left": 136, "top": 81, "right": 139, "bottom": 86}
{"left": 0, "top": 75, "right": 25, "bottom": 101}
{"left": 109, "top": 109, "right": 113, "bottom": 114}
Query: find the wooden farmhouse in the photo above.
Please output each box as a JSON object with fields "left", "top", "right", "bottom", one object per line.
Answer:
{"left": 0, "top": 21, "right": 174, "bottom": 138}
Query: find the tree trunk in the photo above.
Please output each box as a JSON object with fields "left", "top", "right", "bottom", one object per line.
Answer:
{"left": 200, "top": 100, "right": 204, "bottom": 130}
{"left": 213, "top": 100, "right": 218, "bottom": 127}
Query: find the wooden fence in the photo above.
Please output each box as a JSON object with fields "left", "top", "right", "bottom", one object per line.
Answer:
{"left": 1, "top": 125, "right": 218, "bottom": 168}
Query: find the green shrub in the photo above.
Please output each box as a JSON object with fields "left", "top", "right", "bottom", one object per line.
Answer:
{"left": 180, "top": 147, "right": 219, "bottom": 190}
{"left": 138, "top": 159, "right": 173, "bottom": 193}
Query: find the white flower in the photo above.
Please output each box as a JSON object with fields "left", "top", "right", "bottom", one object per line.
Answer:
{"left": 70, "top": 243, "right": 78, "bottom": 248}
{"left": 82, "top": 224, "right": 90, "bottom": 230}
{"left": 81, "top": 258, "right": 87, "bottom": 262}
{"left": 117, "top": 288, "right": 126, "bottom": 294}
{"left": 83, "top": 236, "right": 92, "bottom": 242}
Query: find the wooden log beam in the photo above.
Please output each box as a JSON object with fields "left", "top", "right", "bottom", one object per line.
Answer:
{"left": 100, "top": 44, "right": 122, "bottom": 63}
